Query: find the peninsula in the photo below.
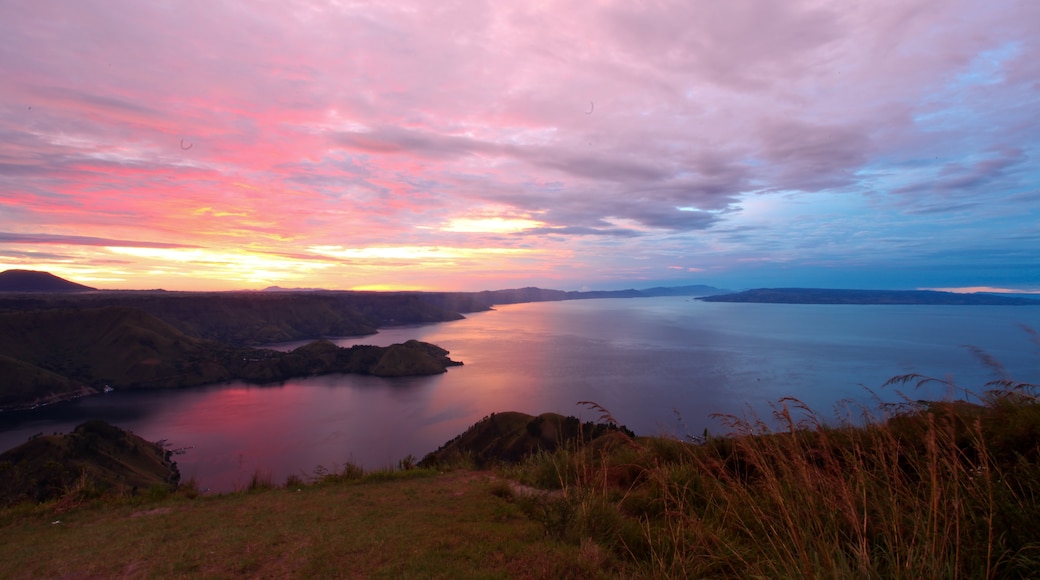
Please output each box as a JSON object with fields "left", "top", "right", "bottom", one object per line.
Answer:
{"left": 0, "top": 306, "right": 461, "bottom": 411}
{"left": 698, "top": 287, "right": 1040, "bottom": 305}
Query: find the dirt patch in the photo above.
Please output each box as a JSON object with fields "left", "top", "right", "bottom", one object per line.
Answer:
{"left": 505, "top": 481, "right": 565, "bottom": 499}
{"left": 129, "top": 507, "right": 172, "bottom": 518}
{"left": 476, "top": 472, "right": 566, "bottom": 500}
{"left": 442, "top": 470, "right": 495, "bottom": 496}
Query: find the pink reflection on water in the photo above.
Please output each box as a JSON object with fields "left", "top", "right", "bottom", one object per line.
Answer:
{"left": 334, "top": 305, "right": 588, "bottom": 416}
{"left": 7, "top": 299, "right": 1027, "bottom": 494}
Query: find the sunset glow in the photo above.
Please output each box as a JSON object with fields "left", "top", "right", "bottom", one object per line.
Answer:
{"left": 442, "top": 217, "right": 547, "bottom": 234}
{"left": 1, "top": 1, "right": 1037, "bottom": 291}
{"left": 306, "top": 245, "right": 533, "bottom": 264}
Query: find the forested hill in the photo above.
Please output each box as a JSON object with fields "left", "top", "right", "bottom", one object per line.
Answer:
{"left": 699, "top": 288, "right": 1040, "bottom": 305}
{"left": 0, "top": 291, "right": 471, "bottom": 345}
{"left": 0, "top": 306, "right": 462, "bottom": 410}
{"left": 0, "top": 270, "right": 728, "bottom": 346}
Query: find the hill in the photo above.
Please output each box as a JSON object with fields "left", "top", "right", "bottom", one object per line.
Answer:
{"left": 0, "top": 468, "right": 589, "bottom": 578}
{"left": 0, "top": 272, "right": 727, "bottom": 347}
{"left": 638, "top": 284, "right": 729, "bottom": 297}
{"left": 2, "top": 385, "right": 1039, "bottom": 577}
{"left": 0, "top": 307, "right": 461, "bottom": 410}
{"left": 699, "top": 287, "right": 1040, "bottom": 305}
{"left": 419, "top": 411, "right": 635, "bottom": 468}
{"left": 472, "top": 284, "right": 728, "bottom": 305}
{"left": 0, "top": 291, "right": 470, "bottom": 345}
{"left": 0, "top": 269, "right": 95, "bottom": 292}
{"left": 0, "top": 306, "right": 230, "bottom": 408}
{"left": 0, "top": 420, "right": 178, "bottom": 506}
{"left": 230, "top": 339, "right": 462, "bottom": 382}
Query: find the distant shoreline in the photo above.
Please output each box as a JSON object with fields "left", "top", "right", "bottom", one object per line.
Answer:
{"left": 698, "top": 288, "right": 1040, "bottom": 306}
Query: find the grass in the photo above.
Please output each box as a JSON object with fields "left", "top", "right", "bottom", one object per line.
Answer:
{"left": 3, "top": 377, "right": 1039, "bottom": 578}
{"left": 0, "top": 468, "right": 608, "bottom": 579}
{"left": 498, "top": 378, "right": 1040, "bottom": 578}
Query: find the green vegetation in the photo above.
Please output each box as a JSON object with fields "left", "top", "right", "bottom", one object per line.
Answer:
{"left": 0, "top": 280, "right": 727, "bottom": 347}
{"left": 0, "top": 420, "right": 178, "bottom": 507}
{"left": 491, "top": 383, "right": 1040, "bottom": 577}
{"left": 3, "top": 378, "right": 1038, "bottom": 577}
{"left": 420, "top": 411, "right": 635, "bottom": 468}
{"left": 0, "top": 307, "right": 461, "bottom": 409}
{"left": 0, "top": 465, "right": 601, "bottom": 578}
{"left": 0, "top": 290, "right": 472, "bottom": 345}
{"left": 0, "top": 306, "right": 229, "bottom": 407}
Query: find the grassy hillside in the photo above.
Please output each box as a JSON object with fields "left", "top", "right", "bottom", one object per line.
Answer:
{"left": 0, "top": 420, "right": 177, "bottom": 506}
{"left": 0, "top": 284, "right": 727, "bottom": 348}
{"left": 0, "top": 354, "right": 85, "bottom": 406}
{"left": 0, "top": 308, "right": 461, "bottom": 410}
{"left": 0, "top": 470, "right": 601, "bottom": 579}
{"left": 0, "top": 291, "right": 470, "bottom": 345}
{"left": 0, "top": 307, "right": 232, "bottom": 407}
{"left": 420, "top": 411, "right": 635, "bottom": 467}
{"left": 229, "top": 339, "right": 462, "bottom": 381}
{"left": 3, "top": 381, "right": 1038, "bottom": 578}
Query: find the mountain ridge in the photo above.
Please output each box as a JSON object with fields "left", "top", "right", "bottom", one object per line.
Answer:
{"left": 0, "top": 307, "right": 462, "bottom": 411}
{"left": 0, "top": 269, "right": 95, "bottom": 292}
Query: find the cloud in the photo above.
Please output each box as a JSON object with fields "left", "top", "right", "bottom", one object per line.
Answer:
{"left": 0, "top": 249, "right": 80, "bottom": 261}
{"left": 0, "top": 232, "right": 198, "bottom": 249}
{"left": 0, "top": 0, "right": 1037, "bottom": 290}
{"left": 602, "top": 0, "right": 842, "bottom": 89}
{"left": 893, "top": 147, "right": 1028, "bottom": 197}
{"left": 623, "top": 206, "right": 720, "bottom": 230}
{"left": 333, "top": 126, "right": 742, "bottom": 232}
{"left": 758, "top": 119, "right": 872, "bottom": 192}
{"left": 28, "top": 86, "right": 162, "bottom": 124}
{"left": 519, "top": 226, "right": 640, "bottom": 238}
{"left": 334, "top": 127, "right": 486, "bottom": 160}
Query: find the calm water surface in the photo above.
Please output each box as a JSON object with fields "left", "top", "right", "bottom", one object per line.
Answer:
{"left": 2, "top": 298, "right": 1038, "bottom": 492}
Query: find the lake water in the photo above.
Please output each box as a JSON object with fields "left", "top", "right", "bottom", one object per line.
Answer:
{"left": 2, "top": 297, "right": 1038, "bottom": 492}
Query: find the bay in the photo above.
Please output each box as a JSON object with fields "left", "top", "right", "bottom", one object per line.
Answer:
{"left": 2, "top": 297, "right": 1038, "bottom": 492}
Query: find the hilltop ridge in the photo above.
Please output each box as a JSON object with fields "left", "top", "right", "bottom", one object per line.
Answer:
{"left": 0, "top": 420, "right": 178, "bottom": 506}
{"left": 2, "top": 384, "right": 1038, "bottom": 578}
{"left": 0, "top": 271, "right": 729, "bottom": 347}
{"left": 0, "top": 307, "right": 461, "bottom": 410}
{"left": 0, "top": 269, "right": 95, "bottom": 292}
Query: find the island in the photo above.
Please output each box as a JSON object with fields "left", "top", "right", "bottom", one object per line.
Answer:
{"left": 698, "top": 287, "right": 1040, "bottom": 305}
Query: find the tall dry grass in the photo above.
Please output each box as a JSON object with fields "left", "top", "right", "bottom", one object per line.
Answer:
{"left": 508, "top": 378, "right": 1040, "bottom": 578}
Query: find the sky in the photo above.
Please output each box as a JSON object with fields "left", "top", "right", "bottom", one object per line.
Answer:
{"left": 1, "top": 1, "right": 1038, "bottom": 293}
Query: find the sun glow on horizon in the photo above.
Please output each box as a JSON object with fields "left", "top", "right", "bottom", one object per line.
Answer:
{"left": 921, "top": 286, "right": 1040, "bottom": 295}
{"left": 2, "top": 1, "right": 1036, "bottom": 292}
{"left": 348, "top": 283, "right": 430, "bottom": 291}
{"left": 306, "top": 245, "right": 534, "bottom": 262}
{"left": 104, "top": 246, "right": 333, "bottom": 284}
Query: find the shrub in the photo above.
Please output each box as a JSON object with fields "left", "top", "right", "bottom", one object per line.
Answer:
{"left": 500, "top": 385, "right": 1040, "bottom": 578}
{"left": 284, "top": 474, "right": 305, "bottom": 490}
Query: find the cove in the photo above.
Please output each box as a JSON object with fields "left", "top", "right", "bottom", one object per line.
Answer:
{"left": 2, "top": 297, "right": 1037, "bottom": 492}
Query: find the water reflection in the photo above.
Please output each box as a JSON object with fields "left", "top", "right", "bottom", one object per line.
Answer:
{"left": 2, "top": 298, "right": 1037, "bottom": 492}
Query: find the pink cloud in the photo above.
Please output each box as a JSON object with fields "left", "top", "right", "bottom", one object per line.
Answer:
{"left": 0, "top": 0, "right": 1037, "bottom": 291}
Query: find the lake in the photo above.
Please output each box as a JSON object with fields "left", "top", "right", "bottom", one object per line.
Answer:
{"left": 2, "top": 297, "right": 1038, "bottom": 492}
